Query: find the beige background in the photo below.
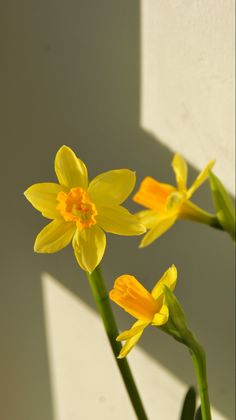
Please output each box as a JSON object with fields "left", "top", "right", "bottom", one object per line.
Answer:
{"left": 141, "top": 0, "right": 235, "bottom": 194}
{"left": 0, "top": 1, "right": 235, "bottom": 419}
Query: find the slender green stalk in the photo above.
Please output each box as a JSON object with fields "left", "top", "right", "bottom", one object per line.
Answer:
{"left": 190, "top": 342, "right": 211, "bottom": 420}
{"left": 181, "top": 201, "right": 223, "bottom": 230}
{"left": 184, "top": 332, "right": 212, "bottom": 420}
{"left": 86, "top": 266, "right": 148, "bottom": 420}
{"left": 162, "top": 313, "right": 211, "bottom": 420}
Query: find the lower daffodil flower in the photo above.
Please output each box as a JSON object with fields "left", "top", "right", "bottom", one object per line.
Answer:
{"left": 133, "top": 154, "right": 215, "bottom": 247}
{"left": 109, "top": 265, "right": 177, "bottom": 358}
{"left": 24, "top": 145, "right": 146, "bottom": 273}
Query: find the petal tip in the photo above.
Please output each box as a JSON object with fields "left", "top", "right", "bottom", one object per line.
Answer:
{"left": 170, "top": 264, "right": 177, "bottom": 273}
{"left": 131, "top": 170, "right": 136, "bottom": 181}
{"left": 34, "top": 243, "right": 40, "bottom": 253}
{"left": 24, "top": 190, "right": 29, "bottom": 200}
{"left": 58, "top": 144, "right": 70, "bottom": 152}
{"left": 56, "top": 145, "right": 73, "bottom": 160}
{"left": 139, "top": 241, "right": 146, "bottom": 249}
{"left": 140, "top": 224, "right": 147, "bottom": 233}
{"left": 139, "top": 236, "right": 149, "bottom": 248}
{"left": 209, "top": 159, "right": 216, "bottom": 169}
{"left": 34, "top": 238, "right": 45, "bottom": 253}
{"left": 116, "top": 332, "right": 124, "bottom": 341}
{"left": 24, "top": 186, "right": 33, "bottom": 199}
{"left": 117, "top": 351, "right": 126, "bottom": 359}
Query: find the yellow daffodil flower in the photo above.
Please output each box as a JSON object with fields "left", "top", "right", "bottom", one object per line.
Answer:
{"left": 109, "top": 265, "right": 177, "bottom": 358}
{"left": 133, "top": 154, "right": 215, "bottom": 247}
{"left": 24, "top": 145, "right": 146, "bottom": 273}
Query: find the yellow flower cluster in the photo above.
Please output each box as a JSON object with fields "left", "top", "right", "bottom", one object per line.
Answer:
{"left": 25, "top": 146, "right": 215, "bottom": 358}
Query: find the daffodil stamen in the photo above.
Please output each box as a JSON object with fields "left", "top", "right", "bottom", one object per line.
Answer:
{"left": 56, "top": 187, "right": 97, "bottom": 230}
{"left": 110, "top": 275, "right": 160, "bottom": 322}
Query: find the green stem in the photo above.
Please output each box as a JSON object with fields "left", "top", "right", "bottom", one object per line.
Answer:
{"left": 86, "top": 266, "right": 148, "bottom": 420}
{"left": 162, "top": 322, "right": 211, "bottom": 420}
{"left": 180, "top": 201, "right": 223, "bottom": 230}
{"left": 184, "top": 332, "right": 212, "bottom": 420}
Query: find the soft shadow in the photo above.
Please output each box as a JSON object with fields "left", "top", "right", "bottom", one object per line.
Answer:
{"left": 1, "top": 1, "right": 234, "bottom": 419}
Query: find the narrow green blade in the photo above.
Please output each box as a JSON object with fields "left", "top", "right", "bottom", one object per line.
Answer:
{"left": 195, "top": 406, "right": 202, "bottom": 420}
{"left": 180, "top": 386, "right": 196, "bottom": 420}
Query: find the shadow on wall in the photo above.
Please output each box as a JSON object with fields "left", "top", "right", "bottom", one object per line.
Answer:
{"left": 0, "top": 1, "right": 234, "bottom": 420}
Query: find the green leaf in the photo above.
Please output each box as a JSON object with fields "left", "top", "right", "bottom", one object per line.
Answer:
{"left": 180, "top": 386, "right": 196, "bottom": 420}
{"left": 195, "top": 406, "right": 202, "bottom": 420}
{"left": 209, "top": 171, "right": 236, "bottom": 241}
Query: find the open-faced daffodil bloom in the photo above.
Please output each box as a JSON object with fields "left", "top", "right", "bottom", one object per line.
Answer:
{"left": 109, "top": 265, "right": 177, "bottom": 358}
{"left": 133, "top": 154, "right": 215, "bottom": 247}
{"left": 24, "top": 146, "right": 146, "bottom": 273}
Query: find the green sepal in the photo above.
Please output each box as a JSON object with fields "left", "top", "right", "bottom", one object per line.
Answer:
{"left": 209, "top": 171, "right": 236, "bottom": 241}
{"left": 162, "top": 288, "right": 204, "bottom": 355}
{"left": 180, "top": 386, "right": 196, "bottom": 420}
{"left": 162, "top": 286, "right": 188, "bottom": 340}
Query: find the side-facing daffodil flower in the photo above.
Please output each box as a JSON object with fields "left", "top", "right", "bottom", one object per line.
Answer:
{"left": 24, "top": 145, "right": 146, "bottom": 272}
{"left": 133, "top": 154, "right": 216, "bottom": 247}
{"left": 109, "top": 265, "right": 177, "bottom": 358}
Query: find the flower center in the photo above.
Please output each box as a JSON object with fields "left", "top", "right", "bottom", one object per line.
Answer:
{"left": 133, "top": 177, "right": 175, "bottom": 212}
{"left": 57, "top": 187, "right": 97, "bottom": 230}
{"left": 110, "top": 275, "right": 159, "bottom": 322}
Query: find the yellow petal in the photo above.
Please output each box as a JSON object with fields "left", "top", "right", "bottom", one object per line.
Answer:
{"left": 151, "top": 265, "right": 177, "bottom": 300}
{"left": 24, "top": 183, "right": 67, "bottom": 219}
{"left": 136, "top": 210, "right": 160, "bottom": 229}
{"left": 116, "top": 320, "right": 148, "bottom": 341}
{"left": 88, "top": 169, "right": 136, "bottom": 206}
{"left": 172, "top": 154, "right": 188, "bottom": 191}
{"left": 152, "top": 304, "right": 169, "bottom": 326}
{"left": 72, "top": 225, "right": 106, "bottom": 273}
{"left": 96, "top": 205, "right": 146, "bottom": 236}
{"left": 187, "top": 160, "right": 215, "bottom": 198}
{"left": 139, "top": 214, "right": 177, "bottom": 247}
{"left": 34, "top": 220, "right": 76, "bottom": 253}
{"left": 55, "top": 145, "right": 88, "bottom": 189}
{"left": 117, "top": 323, "right": 145, "bottom": 359}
